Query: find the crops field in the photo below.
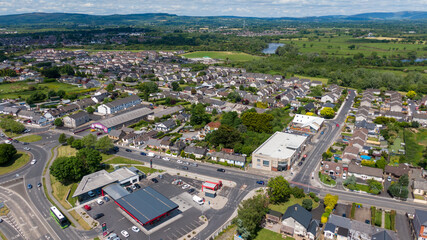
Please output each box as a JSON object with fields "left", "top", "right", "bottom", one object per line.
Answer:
{"left": 0, "top": 81, "right": 83, "bottom": 99}
{"left": 279, "top": 35, "right": 427, "bottom": 58}
{"left": 181, "top": 51, "right": 262, "bottom": 62}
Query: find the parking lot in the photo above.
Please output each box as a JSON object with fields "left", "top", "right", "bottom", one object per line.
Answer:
{"left": 81, "top": 173, "right": 206, "bottom": 240}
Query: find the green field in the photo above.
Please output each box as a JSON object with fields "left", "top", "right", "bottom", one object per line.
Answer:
{"left": 403, "top": 129, "right": 425, "bottom": 166}
{"left": 280, "top": 35, "right": 427, "bottom": 58}
{"left": 181, "top": 51, "right": 262, "bottom": 62}
{"left": 0, "top": 151, "right": 30, "bottom": 175}
{"left": 254, "top": 228, "right": 294, "bottom": 240}
{"left": 269, "top": 195, "right": 319, "bottom": 214}
{"left": 0, "top": 81, "right": 83, "bottom": 100}
{"left": 17, "top": 134, "right": 42, "bottom": 143}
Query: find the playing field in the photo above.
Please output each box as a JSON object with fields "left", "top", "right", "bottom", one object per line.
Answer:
{"left": 0, "top": 81, "right": 83, "bottom": 100}
{"left": 181, "top": 51, "right": 262, "bottom": 62}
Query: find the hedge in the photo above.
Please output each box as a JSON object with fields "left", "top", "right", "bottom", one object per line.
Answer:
{"left": 390, "top": 210, "right": 396, "bottom": 231}
{"left": 371, "top": 206, "right": 376, "bottom": 226}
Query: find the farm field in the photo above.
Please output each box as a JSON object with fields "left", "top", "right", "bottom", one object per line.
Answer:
{"left": 0, "top": 81, "right": 84, "bottom": 100}
{"left": 279, "top": 35, "right": 427, "bottom": 58}
{"left": 181, "top": 51, "right": 262, "bottom": 62}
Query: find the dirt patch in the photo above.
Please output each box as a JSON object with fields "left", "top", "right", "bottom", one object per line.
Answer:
{"left": 353, "top": 206, "right": 371, "bottom": 223}
{"left": 215, "top": 225, "right": 237, "bottom": 240}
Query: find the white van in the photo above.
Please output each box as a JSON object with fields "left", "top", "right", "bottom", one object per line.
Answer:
{"left": 192, "top": 195, "right": 204, "bottom": 205}
{"left": 147, "top": 152, "right": 155, "bottom": 157}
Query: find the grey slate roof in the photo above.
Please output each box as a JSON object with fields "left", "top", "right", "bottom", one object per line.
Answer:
{"left": 371, "top": 230, "right": 393, "bottom": 240}
{"left": 328, "top": 214, "right": 351, "bottom": 229}
{"left": 324, "top": 222, "right": 336, "bottom": 232}
{"left": 115, "top": 186, "right": 179, "bottom": 225}
{"left": 282, "top": 204, "right": 312, "bottom": 229}
{"left": 68, "top": 111, "right": 89, "bottom": 120}
{"left": 337, "top": 227, "right": 349, "bottom": 237}
{"left": 105, "top": 95, "right": 140, "bottom": 108}
{"left": 307, "top": 219, "right": 319, "bottom": 236}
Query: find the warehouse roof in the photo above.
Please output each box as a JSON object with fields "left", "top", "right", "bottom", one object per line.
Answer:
{"left": 252, "top": 132, "right": 307, "bottom": 160}
{"left": 115, "top": 187, "right": 179, "bottom": 225}
{"left": 97, "top": 107, "right": 153, "bottom": 129}
{"left": 103, "top": 183, "right": 130, "bottom": 200}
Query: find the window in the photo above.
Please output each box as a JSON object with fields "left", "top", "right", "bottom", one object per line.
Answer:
{"left": 257, "top": 159, "right": 261, "bottom": 162}
{"left": 263, "top": 160, "right": 269, "bottom": 167}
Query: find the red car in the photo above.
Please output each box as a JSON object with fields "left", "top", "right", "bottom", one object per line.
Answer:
{"left": 96, "top": 132, "right": 102, "bottom": 136}
{"left": 83, "top": 205, "right": 91, "bottom": 211}
{"left": 7, "top": 138, "right": 12, "bottom": 141}
{"left": 336, "top": 124, "right": 340, "bottom": 127}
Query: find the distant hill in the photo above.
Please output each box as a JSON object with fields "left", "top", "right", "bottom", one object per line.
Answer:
{"left": 0, "top": 11, "right": 426, "bottom": 27}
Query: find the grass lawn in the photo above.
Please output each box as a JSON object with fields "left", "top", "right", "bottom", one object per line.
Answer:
{"left": 414, "top": 194, "right": 425, "bottom": 200}
{"left": 385, "top": 212, "right": 391, "bottom": 230}
{"left": 69, "top": 210, "right": 92, "bottom": 230}
{"left": 390, "top": 137, "right": 402, "bottom": 154}
{"left": 57, "top": 145, "right": 77, "bottom": 157}
{"left": 416, "top": 129, "right": 427, "bottom": 146}
{"left": 269, "top": 195, "right": 319, "bottom": 214}
{"left": 355, "top": 184, "right": 370, "bottom": 193}
{"left": 319, "top": 172, "right": 336, "bottom": 186}
{"left": 104, "top": 156, "right": 141, "bottom": 165}
{"left": 181, "top": 51, "right": 262, "bottom": 62}
{"left": 2, "top": 130, "right": 22, "bottom": 138}
{"left": 0, "top": 151, "right": 29, "bottom": 175}
{"left": 341, "top": 132, "right": 353, "bottom": 137}
{"left": 134, "top": 165, "right": 161, "bottom": 174}
{"left": 0, "top": 81, "right": 83, "bottom": 100}
{"left": 254, "top": 228, "right": 293, "bottom": 240}
{"left": 50, "top": 175, "right": 73, "bottom": 209}
{"left": 17, "top": 134, "right": 42, "bottom": 143}
{"left": 375, "top": 209, "right": 382, "bottom": 227}
{"left": 67, "top": 183, "right": 78, "bottom": 207}
{"left": 403, "top": 129, "right": 424, "bottom": 166}
{"left": 0, "top": 205, "right": 9, "bottom": 216}
{"left": 294, "top": 75, "right": 329, "bottom": 84}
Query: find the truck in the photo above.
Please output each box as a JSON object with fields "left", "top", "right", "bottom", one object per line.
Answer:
{"left": 192, "top": 195, "right": 204, "bottom": 205}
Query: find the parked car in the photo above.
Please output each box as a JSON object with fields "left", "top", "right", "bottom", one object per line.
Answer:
{"left": 134, "top": 183, "right": 141, "bottom": 189}
{"left": 158, "top": 175, "right": 163, "bottom": 179}
{"left": 125, "top": 149, "right": 132, "bottom": 152}
{"left": 107, "top": 233, "right": 117, "bottom": 240}
{"left": 182, "top": 184, "right": 190, "bottom": 189}
{"left": 96, "top": 132, "right": 102, "bottom": 136}
{"left": 217, "top": 168, "right": 225, "bottom": 172}
{"left": 131, "top": 226, "right": 140, "bottom": 232}
{"left": 4, "top": 140, "right": 11, "bottom": 144}
{"left": 140, "top": 152, "right": 147, "bottom": 156}
{"left": 22, "top": 142, "right": 29, "bottom": 145}
{"left": 121, "top": 230, "right": 129, "bottom": 238}
{"left": 126, "top": 187, "right": 133, "bottom": 193}
{"left": 187, "top": 188, "right": 195, "bottom": 194}
{"left": 298, "top": 161, "right": 303, "bottom": 166}
{"left": 37, "top": 182, "right": 42, "bottom": 188}
{"left": 336, "top": 123, "right": 340, "bottom": 127}
{"left": 27, "top": 184, "right": 32, "bottom": 189}
{"left": 96, "top": 199, "right": 104, "bottom": 205}
{"left": 24, "top": 147, "right": 30, "bottom": 151}
{"left": 103, "top": 196, "right": 110, "bottom": 202}
{"left": 31, "top": 159, "right": 37, "bottom": 164}
{"left": 13, "top": 140, "right": 19, "bottom": 143}
{"left": 88, "top": 191, "right": 95, "bottom": 197}
{"left": 162, "top": 157, "right": 170, "bottom": 161}
{"left": 256, "top": 181, "right": 265, "bottom": 185}
{"left": 331, "top": 175, "right": 337, "bottom": 180}
{"left": 132, "top": 185, "right": 137, "bottom": 190}
{"left": 190, "top": 162, "right": 198, "bottom": 167}
{"left": 177, "top": 160, "right": 183, "bottom": 164}
{"left": 94, "top": 213, "right": 104, "bottom": 220}
{"left": 151, "top": 178, "right": 158, "bottom": 183}
{"left": 387, "top": 176, "right": 392, "bottom": 182}
{"left": 342, "top": 173, "right": 347, "bottom": 179}
{"left": 84, "top": 205, "right": 91, "bottom": 211}
{"left": 181, "top": 166, "right": 189, "bottom": 170}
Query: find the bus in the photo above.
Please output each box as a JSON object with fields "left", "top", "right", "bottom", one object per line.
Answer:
{"left": 50, "top": 206, "right": 69, "bottom": 229}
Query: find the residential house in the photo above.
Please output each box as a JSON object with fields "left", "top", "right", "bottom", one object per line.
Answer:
{"left": 281, "top": 204, "right": 319, "bottom": 240}
{"left": 58, "top": 104, "right": 79, "bottom": 114}
{"left": 348, "top": 163, "right": 383, "bottom": 182}
{"left": 321, "top": 161, "right": 343, "bottom": 177}
{"left": 184, "top": 146, "right": 207, "bottom": 159}
{"left": 97, "top": 95, "right": 141, "bottom": 115}
{"left": 413, "top": 209, "right": 427, "bottom": 240}
{"left": 413, "top": 180, "right": 427, "bottom": 196}
{"left": 155, "top": 119, "right": 176, "bottom": 132}
{"left": 342, "top": 146, "right": 360, "bottom": 163}
{"left": 210, "top": 152, "right": 246, "bottom": 167}
{"left": 108, "top": 129, "right": 126, "bottom": 141}
{"left": 324, "top": 222, "right": 336, "bottom": 240}
{"left": 205, "top": 122, "right": 221, "bottom": 132}
{"left": 337, "top": 227, "right": 349, "bottom": 240}
{"left": 413, "top": 113, "right": 427, "bottom": 125}
{"left": 371, "top": 230, "right": 393, "bottom": 240}
{"left": 146, "top": 138, "right": 162, "bottom": 150}
{"left": 170, "top": 141, "right": 186, "bottom": 154}
{"left": 91, "top": 92, "right": 109, "bottom": 103}
{"left": 76, "top": 98, "right": 96, "bottom": 110}
{"left": 384, "top": 164, "right": 409, "bottom": 178}
{"left": 63, "top": 112, "right": 90, "bottom": 128}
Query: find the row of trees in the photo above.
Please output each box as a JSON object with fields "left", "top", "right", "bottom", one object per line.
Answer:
{"left": 58, "top": 133, "right": 114, "bottom": 153}
{"left": 0, "top": 118, "right": 25, "bottom": 134}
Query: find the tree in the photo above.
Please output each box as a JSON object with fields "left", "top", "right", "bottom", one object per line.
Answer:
{"left": 190, "top": 104, "right": 211, "bottom": 126}
{"left": 58, "top": 133, "right": 67, "bottom": 145}
{"left": 106, "top": 83, "right": 114, "bottom": 92}
{"left": 292, "top": 186, "right": 305, "bottom": 198}
{"left": 302, "top": 199, "right": 313, "bottom": 211}
{"left": 50, "top": 156, "right": 79, "bottom": 184}
{"left": 76, "top": 148, "right": 102, "bottom": 173}
{"left": 0, "top": 119, "right": 25, "bottom": 134}
{"left": 323, "top": 194, "right": 338, "bottom": 209}
{"left": 54, "top": 118, "right": 63, "bottom": 127}
{"left": 227, "top": 91, "right": 242, "bottom": 103}
{"left": 348, "top": 44, "right": 356, "bottom": 50}
{"left": 82, "top": 134, "right": 97, "bottom": 148}
{"left": 206, "top": 124, "right": 242, "bottom": 148}
{"left": 234, "top": 194, "right": 269, "bottom": 240}
{"left": 71, "top": 139, "right": 84, "bottom": 149}
{"left": 220, "top": 111, "right": 242, "bottom": 127}
{"left": 267, "top": 176, "right": 291, "bottom": 204}
{"left": 48, "top": 90, "right": 57, "bottom": 98}
{"left": 320, "top": 107, "right": 335, "bottom": 119}
{"left": 367, "top": 179, "right": 383, "bottom": 194}
{"left": 67, "top": 136, "right": 75, "bottom": 146}
{"left": 241, "top": 112, "right": 274, "bottom": 133}
{"left": 0, "top": 144, "right": 17, "bottom": 164}
{"left": 406, "top": 91, "right": 416, "bottom": 100}
{"left": 388, "top": 183, "right": 409, "bottom": 200}
{"left": 95, "top": 136, "right": 114, "bottom": 153}
{"left": 57, "top": 90, "right": 66, "bottom": 98}
{"left": 86, "top": 106, "right": 95, "bottom": 114}
{"left": 137, "top": 82, "right": 158, "bottom": 100}
{"left": 343, "top": 175, "right": 357, "bottom": 190}
{"left": 41, "top": 68, "right": 60, "bottom": 78}
{"left": 172, "top": 81, "right": 181, "bottom": 91}
{"left": 398, "top": 174, "right": 409, "bottom": 187}
{"left": 26, "top": 92, "right": 47, "bottom": 104}
{"left": 375, "top": 157, "right": 387, "bottom": 169}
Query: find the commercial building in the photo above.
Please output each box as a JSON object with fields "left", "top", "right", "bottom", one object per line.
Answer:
{"left": 91, "top": 107, "right": 153, "bottom": 133}
{"left": 252, "top": 132, "right": 307, "bottom": 171}
{"left": 97, "top": 95, "right": 141, "bottom": 115}
{"left": 290, "top": 114, "right": 324, "bottom": 133}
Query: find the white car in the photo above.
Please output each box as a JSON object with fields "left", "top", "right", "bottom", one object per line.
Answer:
{"left": 182, "top": 184, "right": 190, "bottom": 189}
{"left": 96, "top": 199, "right": 104, "bottom": 205}
{"left": 31, "top": 159, "right": 37, "bottom": 165}
{"left": 131, "top": 226, "right": 140, "bottom": 232}
{"left": 162, "top": 157, "right": 170, "bottom": 161}
{"left": 121, "top": 230, "right": 129, "bottom": 238}
{"left": 342, "top": 173, "right": 346, "bottom": 179}
{"left": 387, "top": 176, "right": 392, "bottom": 182}
{"left": 177, "top": 160, "right": 183, "bottom": 164}
{"left": 5, "top": 140, "right": 11, "bottom": 144}
{"left": 24, "top": 147, "right": 31, "bottom": 151}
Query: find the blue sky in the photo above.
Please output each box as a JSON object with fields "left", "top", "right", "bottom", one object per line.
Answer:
{"left": 1, "top": 0, "right": 426, "bottom": 17}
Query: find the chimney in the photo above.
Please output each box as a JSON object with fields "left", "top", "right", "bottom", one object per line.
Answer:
{"left": 295, "top": 206, "right": 297, "bottom": 211}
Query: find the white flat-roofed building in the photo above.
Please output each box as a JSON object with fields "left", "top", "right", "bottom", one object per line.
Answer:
{"left": 290, "top": 114, "right": 324, "bottom": 133}
{"left": 252, "top": 132, "right": 307, "bottom": 171}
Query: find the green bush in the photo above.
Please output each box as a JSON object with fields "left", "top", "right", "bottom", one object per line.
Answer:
{"left": 309, "top": 192, "right": 316, "bottom": 199}
{"left": 371, "top": 206, "right": 376, "bottom": 226}
{"left": 314, "top": 196, "right": 319, "bottom": 202}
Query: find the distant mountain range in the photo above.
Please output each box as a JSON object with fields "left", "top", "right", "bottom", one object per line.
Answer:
{"left": 0, "top": 11, "right": 426, "bottom": 27}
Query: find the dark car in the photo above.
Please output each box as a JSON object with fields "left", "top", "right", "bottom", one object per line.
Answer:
{"left": 22, "top": 142, "right": 29, "bottom": 145}
{"left": 151, "top": 178, "right": 158, "bottom": 183}
{"left": 125, "top": 149, "right": 132, "bottom": 152}
{"left": 298, "top": 162, "right": 303, "bottom": 166}
{"left": 256, "top": 181, "right": 265, "bottom": 185}
{"left": 27, "top": 184, "right": 32, "bottom": 189}
{"left": 37, "top": 182, "right": 42, "bottom": 188}
{"left": 331, "top": 175, "right": 337, "bottom": 180}
{"left": 113, "top": 146, "right": 119, "bottom": 152}
{"left": 126, "top": 187, "right": 133, "bottom": 193}
{"left": 94, "top": 213, "right": 104, "bottom": 220}
{"left": 96, "top": 132, "right": 102, "bottom": 136}
{"left": 187, "top": 188, "right": 195, "bottom": 194}
{"left": 134, "top": 183, "right": 141, "bottom": 189}
{"left": 217, "top": 168, "right": 225, "bottom": 172}
{"left": 140, "top": 152, "right": 147, "bottom": 156}
{"left": 103, "top": 196, "right": 110, "bottom": 202}
{"left": 181, "top": 166, "right": 189, "bottom": 170}
{"left": 365, "top": 220, "right": 370, "bottom": 224}
{"left": 13, "top": 140, "right": 19, "bottom": 143}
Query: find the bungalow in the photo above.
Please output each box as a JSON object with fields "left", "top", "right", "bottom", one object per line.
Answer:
{"left": 384, "top": 164, "right": 409, "bottom": 178}
{"left": 348, "top": 163, "right": 383, "bottom": 182}
{"left": 76, "top": 98, "right": 96, "bottom": 110}
{"left": 281, "top": 204, "right": 319, "bottom": 240}
{"left": 205, "top": 122, "right": 221, "bottom": 132}
{"left": 146, "top": 138, "right": 162, "bottom": 149}
{"left": 184, "top": 146, "right": 207, "bottom": 159}
{"left": 321, "top": 93, "right": 337, "bottom": 103}
{"left": 58, "top": 104, "right": 79, "bottom": 114}
{"left": 210, "top": 152, "right": 246, "bottom": 167}
{"left": 342, "top": 146, "right": 360, "bottom": 163}
{"left": 155, "top": 119, "right": 176, "bottom": 132}
{"left": 413, "top": 180, "right": 427, "bottom": 196}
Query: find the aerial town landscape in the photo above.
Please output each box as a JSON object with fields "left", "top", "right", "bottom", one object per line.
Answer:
{"left": 0, "top": 2, "right": 426, "bottom": 240}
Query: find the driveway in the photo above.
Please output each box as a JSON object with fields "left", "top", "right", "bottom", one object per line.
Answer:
{"left": 396, "top": 213, "right": 411, "bottom": 240}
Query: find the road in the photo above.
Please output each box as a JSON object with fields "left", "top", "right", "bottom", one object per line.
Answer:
{"left": 293, "top": 90, "right": 356, "bottom": 185}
